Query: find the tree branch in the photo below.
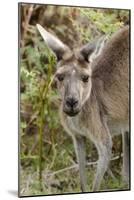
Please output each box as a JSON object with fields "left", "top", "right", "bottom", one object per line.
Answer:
{"left": 45, "top": 154, "right": 123, "bottom": 177}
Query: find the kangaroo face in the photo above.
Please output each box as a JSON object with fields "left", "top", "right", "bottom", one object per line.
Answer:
{"left": 36, "top": 24, "right": 107, "bottom": 117}
{"left": 55, "top": 58, "right": 92, "bottom": 116}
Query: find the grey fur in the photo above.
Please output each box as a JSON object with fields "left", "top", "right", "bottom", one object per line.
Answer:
{"left": 37, "top": 25, "right": 130, "bottom": 192}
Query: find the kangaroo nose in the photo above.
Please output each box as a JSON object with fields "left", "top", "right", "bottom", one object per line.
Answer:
{"left": 66, "top": 97, "right": 78, "bottom": 108}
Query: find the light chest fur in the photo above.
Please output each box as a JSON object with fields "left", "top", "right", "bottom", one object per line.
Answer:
{"left": 60, "top": 106, "right": 129, "bottom": 139}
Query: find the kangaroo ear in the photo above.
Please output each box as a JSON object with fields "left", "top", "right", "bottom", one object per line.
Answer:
{"left": 80, "top": 36, "right": 108, "bottom": 63}
{"left": 36, "top": 24, "right": 70, "bottom": 61}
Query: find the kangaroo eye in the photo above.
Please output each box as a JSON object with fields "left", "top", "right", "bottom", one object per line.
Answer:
{"left": 81, "top": 75, "right": 89, "bottom": 82}
{"left": 56, "top": 74, "right": 64, "bottom": 82}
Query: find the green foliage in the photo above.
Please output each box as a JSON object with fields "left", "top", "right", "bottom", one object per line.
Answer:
{"left": 70, "top": 8, "right": 127, "bottom": 45}
{"left": 80, "top": 9, "right": 123, "bottom": 34}
{"left": 20, "top": 4, "right": 129, "bottom": 196}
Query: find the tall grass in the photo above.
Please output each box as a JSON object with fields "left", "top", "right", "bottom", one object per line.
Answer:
{"left": 38, "top": 49, "right": 55, "bottom": 190}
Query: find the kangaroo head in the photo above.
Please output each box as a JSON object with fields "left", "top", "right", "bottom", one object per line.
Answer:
{"left": 37, "top": 24, "right": 107, "bottom": 117}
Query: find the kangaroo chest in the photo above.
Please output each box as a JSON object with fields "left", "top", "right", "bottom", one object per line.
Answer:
{"left": 61, "top": 112, "right": 129, "bottom": 139}
{"left": 64, "top": 115, "right": 91, "bottom": 138}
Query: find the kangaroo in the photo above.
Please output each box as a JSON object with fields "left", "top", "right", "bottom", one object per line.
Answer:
{"left": 36, "top": 24, "right": 130, "bottom": 192}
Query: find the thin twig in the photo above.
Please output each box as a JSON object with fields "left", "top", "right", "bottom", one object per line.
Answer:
{"left": 22, "top": 5, "right": 34, "bottom": 47}
{"left": 45, "top": 154, "right": 123, "bottom": 177}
